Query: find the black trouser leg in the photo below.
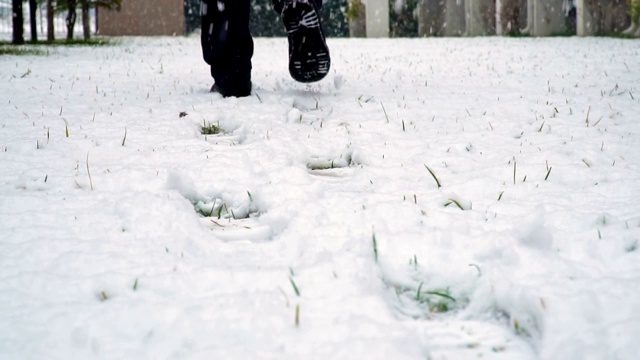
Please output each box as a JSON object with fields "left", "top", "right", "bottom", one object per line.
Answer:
{"left": 271, "top": 0, "right": 323, "bottom": 14}
{"left": 201, "top": 0, "right": 253, "bottom": 96}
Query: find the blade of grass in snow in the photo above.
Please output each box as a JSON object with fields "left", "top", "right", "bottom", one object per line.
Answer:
{"left": 423, "top": 164, "right": 442, "bottom": 189}
{"left": 290, "top": 278, "right": 300, "bottom": 297}
{"left": 381, "top": 102, "right": 389, "bottom": 123}
{"left": 586, "top": 105, "right": 591, "bottom": 126}
{"left": 372, "top": 228, "right": 378, "bottom": 263}
{"left": 86, "top": 152, "right": 93, "bottom": 191}
{"left": 469, "top": 264, "right": 482, "bottom": 277}
{"left": 424, "top": 291, "right": 456, "bottom": 302}
{"left": 445, "top": 199, "right": 465, "bottom": 210}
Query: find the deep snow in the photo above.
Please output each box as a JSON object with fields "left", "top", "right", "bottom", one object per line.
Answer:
{"left": 1, "top": 36, "right": 640, "bottom": 360}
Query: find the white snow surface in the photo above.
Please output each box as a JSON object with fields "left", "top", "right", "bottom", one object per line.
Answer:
{"left": 1, "top": 36, "right": 640, "bottom": 360}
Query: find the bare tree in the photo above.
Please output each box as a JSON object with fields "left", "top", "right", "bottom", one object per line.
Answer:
{"left": 28, "top": 0, "right": 37, "bottom": 42}
{"left": 81, "top": 0, "right": 91, "bottom": 39}
{"left": 47, "top": 0, "right": 55, "bottom": 41}
{"left": 12, "top": 0, "right": 25, "bottom": 44}
{"left": 65, "top": 0, "right": 123, "bottom": 40}
{"left": 66, "top": 0, "right": 77, "bottom": 40}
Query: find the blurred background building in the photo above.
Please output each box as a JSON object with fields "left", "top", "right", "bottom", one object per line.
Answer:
{"left": 98, "top": 0, "right": 185, "bottom": 36}
{"left": 1, "top": 0, "right": 636, "bottom": 41}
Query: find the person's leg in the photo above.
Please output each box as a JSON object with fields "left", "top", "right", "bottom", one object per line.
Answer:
{"left": 272, "top": 0, "right": 323, "bottom": 14}
{"left": 271, "top": 0, "right": 330, "bottom": 83}
{"left": 201, "top": 0, "right": 253, "bottom": 97}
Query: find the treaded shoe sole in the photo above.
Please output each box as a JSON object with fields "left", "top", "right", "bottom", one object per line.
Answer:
{"left": 282, "top": 1, "right": 330, "bottom": 83}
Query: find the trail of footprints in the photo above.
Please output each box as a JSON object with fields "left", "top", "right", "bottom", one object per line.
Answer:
{"left": 186, "top": 96, "right": 360, "bottom": 241}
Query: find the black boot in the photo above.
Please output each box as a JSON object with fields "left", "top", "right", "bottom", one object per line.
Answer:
{"left": 275, "top": 0, "right": 331, "bottom": 83}
{"left": 201, "top": 0, "right": 253, "bottom": 97}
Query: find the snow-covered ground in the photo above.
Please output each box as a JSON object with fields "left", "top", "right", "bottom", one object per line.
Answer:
{"left": 1, "top": 36, "right": 639, "bottom": 360}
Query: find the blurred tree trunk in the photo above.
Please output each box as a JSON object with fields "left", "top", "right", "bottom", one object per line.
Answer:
{"left": 391, "top": 0, "right": 420, "bottom": 37}
{"left": 624, "top": 0, "right": 640, "bottom": 36}
{"left": 500, "top": 0, "right": 522, "bottom": 35}
{"left": 12, "top": 0, "right": 25, "bottom": 44}
{"left": 47, "top": 0, "right": 55, "bottom": 41}
{"left": 29, "top": 0, "right": 37, "bottom": 42}
{"left": 81, "top": 0, "right": 91, "bottom": 40}
{"left": 417, "top": 0, "right": 444, "bottom": 37}
{"left": 67, "top": 0, "right": 78, "bottom": 40}
{"left": 347, "top": 0, "right": 366, "bottom": 37}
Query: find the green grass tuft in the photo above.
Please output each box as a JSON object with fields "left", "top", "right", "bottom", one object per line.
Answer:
{"left": 1, "top": 38, "right": 115, "bottom": 56}
{"left": 0, "top": 46, "right": 45, "bottom": 56}
{"left": 1, "top": 38, "right": 115, "bottom": 47}
{"left": 201, "top": 121, "right": 221, "bottom": 135}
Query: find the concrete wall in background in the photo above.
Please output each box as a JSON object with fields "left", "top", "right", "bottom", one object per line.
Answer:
{"left": 366, "top": 0, "right": 390, "bottom": 37}
{"left": 577, "top": 0, "right": 630, "bottom": 36}
{"left": 402, "top": 0, "right": 634, "bottom": 37}
{"left": 94, "top": 0, "right": 632, "bottom": 38}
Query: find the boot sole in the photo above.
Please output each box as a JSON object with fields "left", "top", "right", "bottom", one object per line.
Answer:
{"left": 282, "top": 1, "right": 331, "bottom": 83}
